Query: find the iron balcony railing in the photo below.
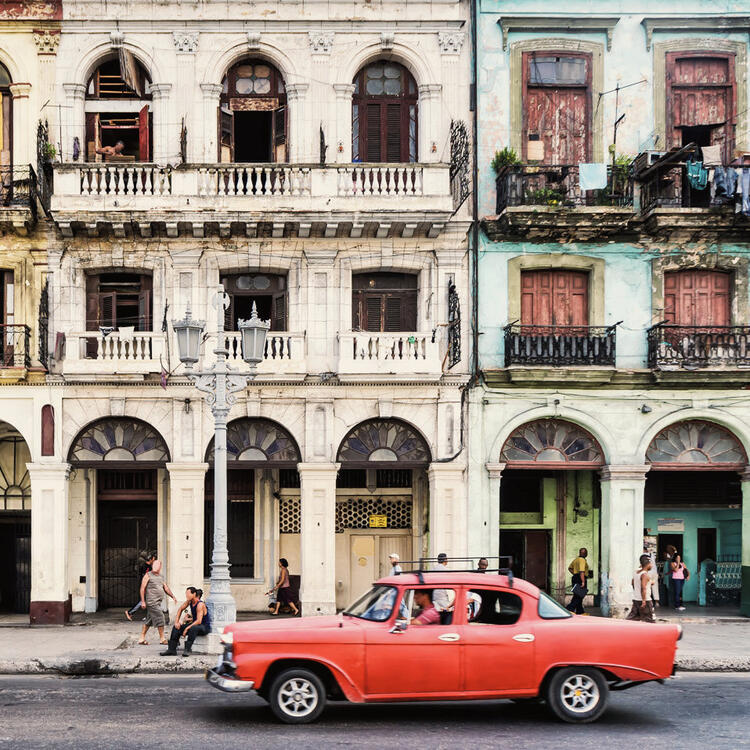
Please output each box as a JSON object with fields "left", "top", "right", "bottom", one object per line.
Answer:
{"left": 0, "top": 165, "right": 38, "bottom": 218}
{"left": 0, "top": 324, "right": 32, "bottom": 369}
{"left": 504, "top": 323, "right": 618, "bottom": 367}
{"left": 495, "top": 164, "right": 633, "bottom": 213}
{"left": 647, "top": 323, "right": 750, "bottom": 370}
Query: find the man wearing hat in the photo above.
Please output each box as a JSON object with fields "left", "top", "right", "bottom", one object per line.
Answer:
{"left": 388, "top": 553, "right": 402, "bottom": 575}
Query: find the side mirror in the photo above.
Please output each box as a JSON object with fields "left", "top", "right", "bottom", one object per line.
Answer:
{"left": 389, "top": 618, "right": 408, "bottom": 634}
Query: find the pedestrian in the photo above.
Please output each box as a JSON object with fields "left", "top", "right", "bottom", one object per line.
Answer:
{"left": 566, "top": 547, "right": 589, "bottom": 615}
{"left": 125, "top": 551, "right": 157, "bottom": 621}
{"left": 476, "top": 557, "right": 489, "bottom": 573}
{"left": 626, "top": 554, "right": 656, "bottom": 623}
{"left": 160, "top": 587, "right": 211, "bottom": 656}
{"left": 268, "top": 558, "right": 300, "bottom": 616}
{"left": 388, "top": 553, "right": 402, "bottom": 575}
{"left": 660, "top": 544, "right": 676, "bottom": 607}
{"left": 432, "top": 552, "right": 455, "bottom": 623}
{"left": 670, "top": 551, "right": 689, "bottom": 611}
{"left": 137, "top": 560, "right": 178, "bottom": 645}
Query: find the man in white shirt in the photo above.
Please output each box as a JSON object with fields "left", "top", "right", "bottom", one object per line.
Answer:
{"left": 432, "top": 552, "right": 455, "bottom": 621}
{"left": 388, "top": 553, "right": 402, "bottom": 575}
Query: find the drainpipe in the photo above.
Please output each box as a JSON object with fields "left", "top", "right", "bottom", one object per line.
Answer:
{"left": 470, "top": 0, "right": 480, "bottom": 382}
{"left": 84, "top": 469, "right": 96, "bottom": 613}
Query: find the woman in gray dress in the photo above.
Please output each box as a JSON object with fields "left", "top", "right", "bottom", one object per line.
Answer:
{"left": 137, "top": 560, "right": 177, "bottom": 645}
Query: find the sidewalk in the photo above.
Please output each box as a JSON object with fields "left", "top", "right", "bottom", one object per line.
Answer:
{"left": 0, "top": 607, "right": 747, "bottom": 675}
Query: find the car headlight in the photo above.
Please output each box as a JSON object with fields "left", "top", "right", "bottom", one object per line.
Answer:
{"left": 220, "top": 630, "right": 234, "bottom": 645}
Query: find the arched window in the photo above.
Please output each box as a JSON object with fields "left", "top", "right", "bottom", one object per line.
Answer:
{"left": 85, "top": 57, "right": 152, "bottom": 162}
{"left": 646, "top": 420, "right": 746, "bottom": 470}
{"left": 352, "top": 61, "right": 418, "bottom": 163}
{"left": 220, "top": 59, "right": 287, "bottom": 163}
{"left": 337, "top": 418, "right": 431, "bottom": 467}
{"left": 0, "top": 62, "right": 11, "bottom": 167}
{"left": 500, "top": 419, "right": 604, "bottom": 468}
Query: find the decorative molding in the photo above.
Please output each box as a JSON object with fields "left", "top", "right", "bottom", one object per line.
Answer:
{"left": 109, "top": 30, "right": 124, "bottom": 50}
{"left": 200, "top": 82, "right": 223, "bottom": 100}
{"left": 149, "top": 83, "right": 172, "bottom": 100}
{"left": 599, "top": 465, "right": 650, "bottom": 482}
{"left": 33, "top": 29, "right": 60, "bottom": 56}
{"left": 438, "top": 31, "right": 464, "bottom": 55}
{"left": 642, "top": 16, "right": 750, "bottom": 51}
{"left": 8, "top": 82, "right": 31, "bottom": 99}
{"left": 308, "top": 31, "right": 334, "bottom": 55}
{"left": 172, "top": 31, "right": 199, "bottom": 54}
{"left": 380, "top": 32, "right": 395, "bottom": 51}
{"left": 285, "top": 82, "right": 309, "bottom": 101}
{"left": 246, "top": 31, "right": 261, "bottom": 51}
{"left": 333, "top": 83, "right": 355, "bottom": 100}
{"left": 498, "top": 15, "right": 620, "bottom": 51}
{"left": 485, "top": 462, "right": 506, "bottom": 479}
{"left": 418, "top": 83, "right": 442, "bottom": 100}
{"left": 63, "top": 82, "right": 87, "bottom": 101}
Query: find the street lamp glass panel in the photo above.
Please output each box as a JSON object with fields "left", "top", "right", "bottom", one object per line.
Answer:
{"left": 172, "top": 310, "right": 205, "bottom": 367}
{"left": 238, "top": 303, "right": 270, "bottom": 366}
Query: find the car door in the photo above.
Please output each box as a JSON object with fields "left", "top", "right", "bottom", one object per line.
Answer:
{"left": 363, "top": 587, "right": 461, "bottom": 699}
{"left": 460, "top": 586, "right": 537, "bottom": 694}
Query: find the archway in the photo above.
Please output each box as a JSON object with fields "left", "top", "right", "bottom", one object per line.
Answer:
{"left": 0, "top": 420, "right": 31, "bottom": 614}
{"left": 68, "top": 417, "right": 170, "bottom": 609}
{"left": 644, "top": 420, "right": 746, "bottom": 610}
{"left": 335, "top": 418, "right": 430, "bottom": 607}
{"left": 205, "top": 418, "right": 301, "bottom": 586}
{"left": 498, "top": 419, "right": 604, "bottom": 600}
{"left": 0, "top": 62, "right": 11, "bottom": 168}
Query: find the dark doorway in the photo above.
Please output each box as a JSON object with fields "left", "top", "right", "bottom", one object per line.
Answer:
{"left": 500, "top": 529, "right": 550, "bottom": 592}
{"left": 97, "top": 469, "right": 157, "bottom": 609}
{"left": 697, "top": 528, "right": 717, "bottom": 564}
{"left": 0, "top": 513, "right": 30, "bottom": 613}
{"left": 657, "top": 533, "right": 684, "bottom": 562}
{"left": 234, "top": 112, "right": 272, "bottom": 162}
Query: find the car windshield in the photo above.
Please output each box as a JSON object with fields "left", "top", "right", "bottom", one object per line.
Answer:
{"left": 344, "top": 585, "right": 398, "bottom": 622}
{"left": 538, "top": 591, "right": 573, "bottom": 619}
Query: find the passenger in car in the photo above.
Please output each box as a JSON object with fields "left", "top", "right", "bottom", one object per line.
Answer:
{"left": 411, "top": 589, "right": 440, "bottom": 625}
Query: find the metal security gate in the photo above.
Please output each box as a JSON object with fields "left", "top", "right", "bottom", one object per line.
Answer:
{"left": 97, "top": 469, "right": 157, "bottom": 609}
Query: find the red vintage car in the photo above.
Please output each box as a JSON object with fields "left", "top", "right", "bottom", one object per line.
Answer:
{"left": 206, "top": 572, "right": 681, "bottom": 724}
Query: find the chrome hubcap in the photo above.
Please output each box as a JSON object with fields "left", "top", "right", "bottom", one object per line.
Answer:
{"left": 278, "top": 678, "right": 318, "bottom": 717}
{"left": 560, "top": 674, "right": 600, "bottom": 713}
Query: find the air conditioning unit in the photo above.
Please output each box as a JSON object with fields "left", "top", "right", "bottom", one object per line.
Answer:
{"left": 633, "top": 150, "right": 665, "bottom": 176}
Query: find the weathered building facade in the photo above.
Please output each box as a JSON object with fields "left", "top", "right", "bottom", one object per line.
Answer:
{"left": 472, "top": 3, "right": 750, "bottom": 616}
{"left": 1, "top": 0, "right": 472, "bottom": 622}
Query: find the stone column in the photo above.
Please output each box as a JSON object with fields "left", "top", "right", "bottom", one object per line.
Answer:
{"left": 62, "top": 83, "right": 86, "bottom": 163}
{"left": 417, "top": 84, "right": 442, "bottom": 164}
{"left": 428, "top": 462, "right": 467, "bottom": 559}
{"left": 599, "top": 465, "right": 650, "bottom": 617}
{"left": 333, "top": 84, "right": 354, "bottom": 163}
{"left": 149, "top": 83, "right": 172, "bottom": 163}
{"left": 298, "top": 462, "right": 339, "bottom": 615}
{"left": 28, "top": 463, "right": 71, "bottom": 624}
{"left": 34, "top": 30, "right": 60, "bottom": 144}
{"left": 9, "top": 83, "right": 32, "bottom": 166}
{"left": 740, "top": 468, "right": 750, "bottom": 616}
{"left": 285, "top": 83, "right": 309, "bottom": 163}
{"left": 199, "top": 83, "right": 222, "bottom": 163}
{"left": 166, "top": 463, "right": 208, "bottom": 600}
{"left": 483, "top": 462, "right": 505, "bottom": 561}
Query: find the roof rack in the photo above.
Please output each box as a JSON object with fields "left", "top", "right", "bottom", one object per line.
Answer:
{"left": 395, "top": 556, "right": 515, "bottom": 586}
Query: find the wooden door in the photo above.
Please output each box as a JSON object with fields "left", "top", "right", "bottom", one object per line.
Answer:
{"left": 523, "top": 530, "right": 549, "bottom": 592}
{"left": 349, "top": 534, "right": 377, "bottom": 602}
{"left": 138, "top": 105, "right": 150, "bottom": 161}
{"left": 520, "top": 270, "right": 588, "bottom": 328}
{"left": 664, "top": 270, "right": 730, "bottom": 327}
{"left": 377, "top": 534, "right": 412, "bottom": 579}
{"left": 1, "top": 270, "right": 13, "bottom": 365}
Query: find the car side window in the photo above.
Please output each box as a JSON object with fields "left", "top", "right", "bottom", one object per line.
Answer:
{"left": 467, "top": 589, "right": 523, "bottom": 626}
{"left": 406, "top": 587, "right": 457, "bottom": 625}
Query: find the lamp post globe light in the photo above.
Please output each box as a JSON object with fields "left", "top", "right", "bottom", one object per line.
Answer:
{"left": 173, "top": 285, "right": 269, "bottom": 648}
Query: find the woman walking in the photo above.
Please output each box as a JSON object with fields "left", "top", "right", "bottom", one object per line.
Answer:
{"left": 268, "top": 558, "right": 300, "bottom": 616}
{"left": 670, "top": 551, "right": 688, "bottom": 611}
{"left": 137, "top": 559, "right": 178, "bottom": 645}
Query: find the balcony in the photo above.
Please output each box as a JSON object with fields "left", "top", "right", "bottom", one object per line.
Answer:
{"left": 486, "top": 164, "right": 634, "bottom": 240}
{"left": 504, "top": 324, "right": 617, "bottom": 368}
{"left": 207, "top": 332, "right": 307, "bottom": 380}
{"left": 338, "top": 331, "right": 442, "bottom": 380}
{"left": 50, "top": 162, "right": 453, "bottom": 239}
{"left": 647, "top": 323, "right": 750, "bottom": 371}
{"left": 0, "top": 325, "right": 31, "bottom": 377}
{"left": 0, "top": 165, "right": 38, "bottom": 235}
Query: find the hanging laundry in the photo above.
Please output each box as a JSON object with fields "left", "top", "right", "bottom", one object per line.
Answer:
{"left": 742, "top": 169, "right": 750, "bottom": 217}
{"left": 578, "top": 162, "right": 608, "bottom": 191}
{"left": 700, "top": 144, "right": 722, "bottom": 166}
{"left": 686, "top": 159, "right": 708, "bottom": 190}
{"left": 712, "top": 167, "right": 737, "bottom": 203}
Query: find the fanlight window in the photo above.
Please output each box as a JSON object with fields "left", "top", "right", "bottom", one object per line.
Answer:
{"left": 337, "top": 419, "right": 430, "bottom": 466}
{"left": 500, "top": 419, "right": 603, "bottom": 467}
{"left": 0, "top": 435, "right": 31, "bottom": 511}
{"left": 69, "top": 418, "right": 170, "bottom": 464}
{"left": 206, "top": 418, "right": 300, "bottom": 464}
{"left": 646, "top": 421, "right": 746, "bottom": 469}
{"left": 1, "top": 62, "right": 12, "bottom": 168}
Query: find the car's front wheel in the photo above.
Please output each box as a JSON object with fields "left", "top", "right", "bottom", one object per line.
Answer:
{"left": 268, "top": 668, "right": 326, "bottom": 724}
{"left": 546, "top": 667, "right": 608, "bottom": 723}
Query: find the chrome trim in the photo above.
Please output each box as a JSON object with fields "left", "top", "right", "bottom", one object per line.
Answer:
{"left": 205, "top": 668, "right": 255, "bottom": 694}
{"left": 512, "top": 633, "right": 535, "bottom": 643}
{"left": 438, "top": 633, "right": 460, "bottom": 642}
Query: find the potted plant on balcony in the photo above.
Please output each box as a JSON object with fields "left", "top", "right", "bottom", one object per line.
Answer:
{"left": 492, "top": 147, "right": 523, "bottom": 211}
{"left": 491, "top": 146, "right": 521, "bottom": 174}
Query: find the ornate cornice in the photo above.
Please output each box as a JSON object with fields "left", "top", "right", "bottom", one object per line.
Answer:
{"left": 33, "top": 29, "right": 60, "bottom": 56}
{"left": 642, "top": 15, "right": 750, "bottom": 51}
{"left": 498, "top": 15, "right": 620, "bottom": 51}
{"left": 599, "top": 465, "right": 651, "bottom": 482}
{"left": 438, "top": 31, "right": 464, "bottom": 55}
{"left": 309, "top": 31, "right": 334, "bottom": 55}
{"left": 173, "top": 31, "right": 199, "bottom": 54}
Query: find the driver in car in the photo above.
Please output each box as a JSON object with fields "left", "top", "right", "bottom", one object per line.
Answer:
{"left": 411, "top": 589, "right": 440, "bottom": 625}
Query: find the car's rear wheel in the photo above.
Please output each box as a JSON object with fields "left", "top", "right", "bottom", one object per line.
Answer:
{"left": 546, "top": 667, "right": 608, "bottom": 723}
{"left": 268, "top": 668, "right": 326, "bottom": 724}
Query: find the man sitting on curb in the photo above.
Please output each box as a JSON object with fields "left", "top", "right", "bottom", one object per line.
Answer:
{"left": 160, "top": 587, "right": 211, "bottom": 656}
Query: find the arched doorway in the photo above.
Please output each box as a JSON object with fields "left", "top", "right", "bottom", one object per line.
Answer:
{"left": 205, "top": 418, "right": 301, "bottom": 598}
{"left": 68, "top": 417, "right": 170, "bottom": 609}
{"left": 220, "top": 59, "right": 287, "bottom": 163}
{"left": 335, "top": 418, "right": 430, "bottom": 606}
{"left": 498, "top": 419, "right": 604, "bottom": 599}
{"left": 0, "top": 422, "right": 31, "bottom": 613}
{"left": 1, "top": 62, "right": 12, "bottom": 168}
{"left": 645, "top": 420, "right": 746, "bottom": 609}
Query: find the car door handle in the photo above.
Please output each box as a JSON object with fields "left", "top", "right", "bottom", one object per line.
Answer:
{"left": 438, "top": 633, "right": 460, "bottom": 642}
{"left": 512, "top": 633, "right": 535, "bottom": 643}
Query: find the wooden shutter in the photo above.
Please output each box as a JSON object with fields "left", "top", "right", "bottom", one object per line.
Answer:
{"left": 138, "top": 105, "right": 149, "bottom": 161}
{"left": 386, "top": 104, "right": 402, "bottom": 162}
{"left": 366, "top": 104, "right": 382, "bottom": 161}
{"left": 85, "top": 113, "right": 101, "bottom": 162}
{"left": 274, "top": 105, "right": 286, "bottom": 162}
{"left": 401, "top": 290, "right": 418, "bottom": 331}
{"left": 272, "top": 292, "right": 286, "bottom": 331}
{"left": 2, "top": 270, "right": 13, "bottom": 326}
{"left": 364, "top": 295, "right": 382, "bottom": 331}
{"left": 384, "top": 296, "right": 402, "bottom": 332}
{"left": 86, "top": 274, "right": 100, "bottom": 330}
{"left": 664, "top": 270, "right": 730, "bottom": 327}
{"left": 137, "top": 275, "right": 152, "bottom": 331}
{"left": 224, "top": 295, "right": 235, "bottom": 331}
{"left": 41, "top": 404, "right": 54, "bottom": 457}
{"left": 99, "top": 293, "right": 116, "bottom": 328}
{"left": 520, "top": 270, "right": 588, "bottom": 327}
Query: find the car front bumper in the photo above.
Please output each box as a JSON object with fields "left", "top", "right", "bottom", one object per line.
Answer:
{"left": 205, "top": 667, "right": 255, "bottom": 693}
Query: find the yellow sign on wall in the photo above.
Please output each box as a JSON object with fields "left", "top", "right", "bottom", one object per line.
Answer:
{"left": 369, "top": 514, "right": 387, "bottom": 528}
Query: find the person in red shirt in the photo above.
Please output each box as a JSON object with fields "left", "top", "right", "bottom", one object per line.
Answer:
{"left": 411, "top": 589, "right": 440, "bottom": 625}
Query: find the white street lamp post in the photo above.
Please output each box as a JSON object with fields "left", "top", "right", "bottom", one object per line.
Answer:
{"left": 173, "top": 284, "right": 269, "bottom": 640}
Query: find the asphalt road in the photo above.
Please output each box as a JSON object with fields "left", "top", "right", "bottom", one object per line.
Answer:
{"left": 0, "top": 673, "right": 747, "bottom": 749}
